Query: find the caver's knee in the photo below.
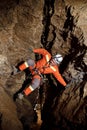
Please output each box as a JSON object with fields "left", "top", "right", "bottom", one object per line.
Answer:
{"left": 31, "top": 75, "right": 41, "bottom": 89}
{"left": 27, "top": 59, "right": 35, "bottom": 67}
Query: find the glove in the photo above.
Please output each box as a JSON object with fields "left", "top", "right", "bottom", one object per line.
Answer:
{"left": 18, "top": 93, "right": 24, "bottom": 100}
{"left": 13, "top": 92, "right": 24, "bottom": 101}
{"left": 11, "top": 66, "right": 20, "bottom": 75}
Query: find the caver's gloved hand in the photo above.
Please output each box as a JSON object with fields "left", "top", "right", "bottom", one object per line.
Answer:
{"left": 11, "top": 66, "right": 20, "bottom": 75}
{"left": 17, "top": 93, "right": 24, "bottom": 100}
{"left": 13, "top": 92, "right": 24, "bottom": 101}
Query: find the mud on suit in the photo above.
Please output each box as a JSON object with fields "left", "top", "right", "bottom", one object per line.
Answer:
{"left": 19, "top": 48, "right": 67, "bottom": 96}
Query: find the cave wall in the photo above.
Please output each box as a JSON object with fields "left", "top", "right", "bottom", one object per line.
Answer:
{"left": 0, "top": 0, "right": 87, "bottom": 130}
{"left": 0, "top": 0, "right": 44, "bottom": 129}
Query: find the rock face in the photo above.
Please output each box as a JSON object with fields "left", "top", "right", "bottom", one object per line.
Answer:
{"left": 0, "top": 0, "right": 87, "bottom": 130}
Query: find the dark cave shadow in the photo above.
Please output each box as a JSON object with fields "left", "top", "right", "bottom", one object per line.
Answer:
{"left": 60, "top": 5, "right": 75, "bottom": 41}
{"left": 59, "top": 34, "right": 86, "bottom": 74}
{"left": 41, "top": 74, "right": 65, "bottom": 121}
{"left": 79, "top": 73, "right": 87, "bottom": 100}
{"left": 0, "top": 113, "right": 2, "bottom": 130}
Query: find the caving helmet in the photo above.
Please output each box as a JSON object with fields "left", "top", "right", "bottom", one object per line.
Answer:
{"left": 53, "top": 54, "right": 63, "bottom": 64}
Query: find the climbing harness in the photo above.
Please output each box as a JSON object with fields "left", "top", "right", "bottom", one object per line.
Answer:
{"left": 33, "top": 68, "right": 44, "bottom": 79}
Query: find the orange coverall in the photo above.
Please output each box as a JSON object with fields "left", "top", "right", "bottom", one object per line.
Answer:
{"left": 19, "top": 48, "right": 66, "bottom": 96}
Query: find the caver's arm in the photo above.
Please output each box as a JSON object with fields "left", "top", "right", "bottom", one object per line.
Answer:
{"left": 33, "top": 48, "right": 51, "bottom": 62}
{"left": 53, "top": 70, "right": 67, "bottom": 87}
